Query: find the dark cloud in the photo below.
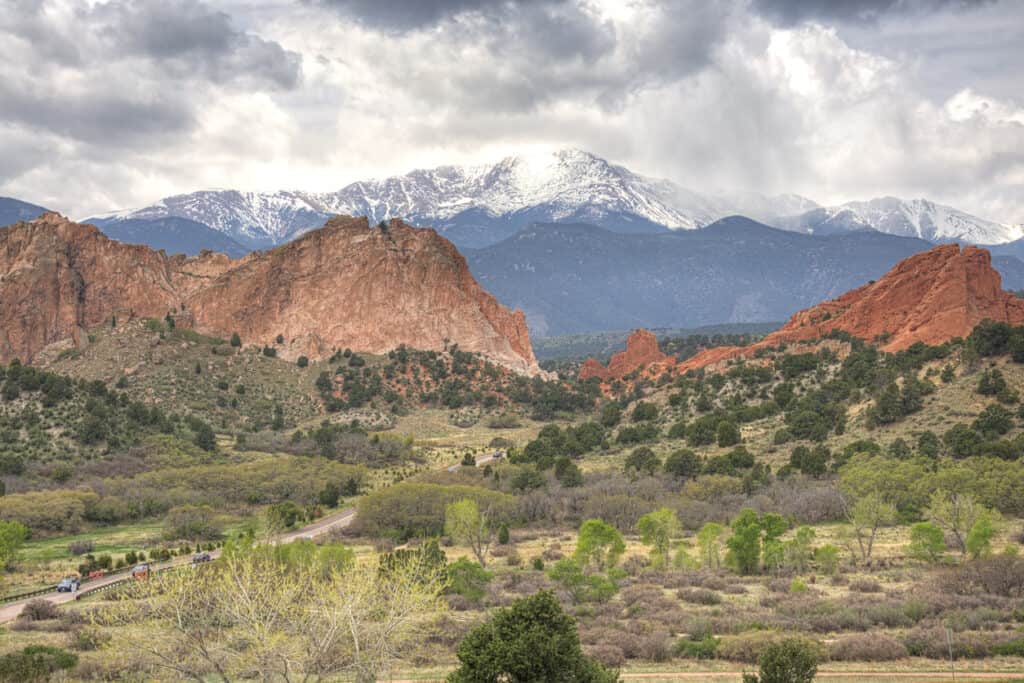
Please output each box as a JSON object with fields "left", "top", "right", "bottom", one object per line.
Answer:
{"left": 314, "top": 0, "right": 568, "bottom": 32}
{"left": 95, "top": 0, "right": 301, "bottom": 89}
{"left": 370, "top": 0, "right": 732, "bottom": 118}
{"left": 0, "top": 85, "right": 193, "bottom": 148}
{"left": 0, "top": 0, "right": 300, "bottom": 150}
{"left": 750, "top": 0, "right": 995, "bottom": 24}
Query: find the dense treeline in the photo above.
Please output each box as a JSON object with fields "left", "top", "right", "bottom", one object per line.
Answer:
{"left": 353, "top": 482, "right": 516, "bottom": 541}
{"left": 315, "top": 344, "right": 597, "bottom": 419}
{"left": 0, "top": 457, "right": 365, "bottom": 534}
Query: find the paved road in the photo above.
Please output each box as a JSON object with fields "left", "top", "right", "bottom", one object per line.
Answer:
{"left": 0, "top": 508, "right": 357, "bottom": 624}
{"left": 2, "top": 450, "right": 496, "bottom": 622}
{"left": 446, "top": 450, "right": 504, "bottom": 473}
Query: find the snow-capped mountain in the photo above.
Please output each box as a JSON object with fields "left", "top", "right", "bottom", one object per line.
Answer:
{"left": 88, "top": 150, "right": 1021, "bottom": 251}
{"left": 316, "top": 149, "right": 730, "bottom": 229}
{"left": 89, "top": 149, "right": 818, "bottom": 250}
{"left": 782, "top": 197, "right": 1024, "bottom": 244}
{"left": 91, "top": 190, "right": 333, "bottom": 250}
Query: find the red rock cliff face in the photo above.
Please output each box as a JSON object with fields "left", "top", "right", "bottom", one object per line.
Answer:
{"left": 0, "top": 213, "right": 182, "bottom": 362}
{"left": 186, "top": 216, "right": 542, "bottom": 374}
{"left": 679, "top": 244, "right": 1024, "bottom": 372}
{"left": 0, "top": 214, "right": 544, "bottom": 375}
{"left": 579, "top": 329, "right": 675, "bottom": 381}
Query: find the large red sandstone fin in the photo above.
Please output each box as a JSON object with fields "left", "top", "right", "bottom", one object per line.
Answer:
{"left": 0, "top": 213, "right": 545, "bottom": 375}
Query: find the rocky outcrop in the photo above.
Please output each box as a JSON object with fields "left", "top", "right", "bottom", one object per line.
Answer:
{"left": 0, "top": 213, "right": 181, "bottom": 363}
{"left": 680, "top": 244, "right": 1024, "bottom": 372}
{"left": 185, "top": 216, "right": 543, "bottom": 374}
{"left": 579, "top": 329, "right": 675, "bottom": 381}
{"left": 0, "top": 213, "right": 544, "bottom": 375}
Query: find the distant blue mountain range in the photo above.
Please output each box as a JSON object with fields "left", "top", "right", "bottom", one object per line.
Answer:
{"left": 0, "top": 196, "right": 49, "bottom": 226}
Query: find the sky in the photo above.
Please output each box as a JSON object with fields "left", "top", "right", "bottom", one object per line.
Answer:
{"left": 0, "top": 0, "right": 1022, "bottom": 223}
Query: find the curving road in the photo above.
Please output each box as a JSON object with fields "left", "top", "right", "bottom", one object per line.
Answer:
{"left": 1, "top": 449, "right": 500, "bottom": 623}
{"left": 0, "top": 508, "right": 357, "bottom": 624}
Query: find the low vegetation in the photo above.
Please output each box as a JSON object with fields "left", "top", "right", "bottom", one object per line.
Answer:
{"left": 3, "top": 318, "right": 1024, "bottom": 680}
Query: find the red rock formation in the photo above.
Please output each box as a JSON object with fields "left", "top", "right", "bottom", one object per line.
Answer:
{"left": 679, "top": 244, "right": 1024, "bottom": 372}
{"left": 579, "top": 329, "right": 675, "bottom": 381}
{"left": 0, "top": 213, "right": 544, "bottom": 375}
{"left": 578, "top": 357, "right": 611, "bottom": 382}
{"left": 0, "top": 213, "right": 181, "bottom": 363}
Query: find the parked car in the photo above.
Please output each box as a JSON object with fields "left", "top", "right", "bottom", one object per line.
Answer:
{"left": 191, "top": 552, "right": 212, "bottom": 564}
{"left": 56, "top": 577, "right": 80, "bottom": 593}
{"left": 130, "top": 564, "right": 151, "bottom": 579}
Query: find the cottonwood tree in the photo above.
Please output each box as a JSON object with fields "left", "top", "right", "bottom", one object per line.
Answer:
{"left": 726, "top": 509, "right": 787, "bottom": 575}
{"left": 573, "top": 518, "right": 625, "bottom": 572}
{"left": 445, "top": 498, "right": 494, "bottom": 568}
{"left": 844, "top": 492, "right": 897, "bottom": 564}
{"left": 99, "top": 541, "right": 445, "bottom": 683}
{"left": 907, "top": 522, "right": 946, "bottom": 563}
{"left": 926, "top": 489, "right": 990, "bottom": 557}
{"left": 696, "top": 522, "right": 725, "bottom": 569}
{"left": 0, "top": 520, "right": 27, "bottom": 572}
{"left": 637, "top": 508, "right": 680, "bottom": 568}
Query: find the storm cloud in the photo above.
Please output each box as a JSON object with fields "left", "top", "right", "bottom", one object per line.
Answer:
{"left": 312, "top": 0, "right": 569, "bottom": 32}
{"left": 0, "top": 0, "right": 1020, "bottom": 226}
{"left": 749, "top": 0, "right": 996, "bottom": 24}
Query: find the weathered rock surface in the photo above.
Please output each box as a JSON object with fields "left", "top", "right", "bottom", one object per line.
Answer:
{"left": 0, "top": 213, "right": 543, "bottom": 375}
{"left": 680, "top": 244, "right": 1024, "bottom": 371}
{"left": 579, "top": 329, "right": 675, "bottom": 381}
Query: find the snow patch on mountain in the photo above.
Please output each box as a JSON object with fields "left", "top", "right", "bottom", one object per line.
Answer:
{"left": 785, "top": 197, "right": 1024, "bottom": 244}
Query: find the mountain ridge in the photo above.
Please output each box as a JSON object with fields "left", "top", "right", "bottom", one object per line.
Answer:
{"left": 86, "top": 149, "right": 1020, "bottom": 251}
{"left": 88, "top": 149, "right": 818, "bottom": 249}
{"left": 784, "top": 196, "right": 1024, "bottom": 244}
{"left": 0, "top": 196, "right": 51, "bottom": 227}
{"left": 464, "top": 217, "right": 1024, "bottom": 337}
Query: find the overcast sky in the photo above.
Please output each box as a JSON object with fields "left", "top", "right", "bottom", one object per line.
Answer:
{"left": 1, "top": 0, "right": 1021, "bottom": 222}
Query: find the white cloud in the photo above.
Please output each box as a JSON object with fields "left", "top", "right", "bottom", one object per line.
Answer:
{"left": 0, "top": 0, "right": 1021, "bottom": 224}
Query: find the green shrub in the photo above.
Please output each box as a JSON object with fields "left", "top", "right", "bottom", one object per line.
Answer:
{"left": 992, "top": 638, "right": 1024, "bottom": 657}
{"left": 446, "top": 557, "right": 493, "bottom": 604}
{"left": 753, "top": 638, "right": 818, "bottom": 683}
{"left": 0, "top": 645, "right": 78, "bottom": 681}
{"left": 448, "top": 591, "right": 617, "bottom": 683}
{"left": 675, "top": 635, "right": 719, "bottom": 659}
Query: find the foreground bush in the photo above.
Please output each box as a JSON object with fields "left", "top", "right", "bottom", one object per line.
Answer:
{"left": 743, "top": 638, "right": 818, "bottom": 683}
{"left": 447, "top": 590, "right": 619, "bottom": 682}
